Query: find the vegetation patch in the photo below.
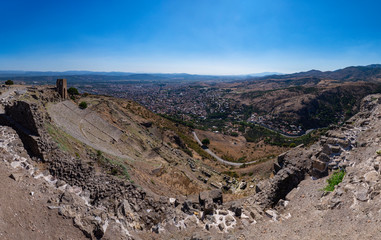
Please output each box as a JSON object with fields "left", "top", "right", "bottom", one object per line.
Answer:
{"left": 244, "top": 123, "right": 327, "bottom": 147}
{"left": 68, "top": 87, "right": 79, "bottom": 96}
{"left": 222, "top": 170, "right": 239, "bottom": 178}
{"left": 323, "top": 170, "right": 345, "bottom": 192}
{"left": 79, "top": 101, "right": 88, "bottom": 109}
{"left": 177, "top": 132, "right": 213, "bottom": 159}
{"left": 377, "top": 149, "right": 381, "bottom": 155}
{"left": 96, "top": 150, "right": 130, "bottom": 180}
{"left": 45, "top": 122, "right": 80, "bottom": 153}
{"left": 201, "top": 138, "right": 210, "bottom": 146}
{"left": 5, "top": 80, "right": 14, "bottom": 85}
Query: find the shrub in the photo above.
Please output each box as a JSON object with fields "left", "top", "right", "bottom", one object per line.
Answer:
{"left": 201, "top": 138, "right": 210, "bottom": 146}
{"left": 5, "top": 80, "right": 14, "bottom": 85}
{"left": 223, "top": 171, "right": 239, "bottom": 178}
{"left": 230, "top": 132, "right": 239, "bottom": 137}
{"left": 377, "top": 149, "right": 381, "bottom": 155}
{"left": 96, "top": 150, "right": 102, "bottom": 157}
{"left": 111, "top": 167, "right": 118, "bottom": 175}
{"left": 79, "top": 101, "right": 87, "bottom": 109}
{"left": 238, "top": 126, "right": 245, "bottom": 133}
{"left": 323, "top": 170, "right": 345, "bottom": 192}
{"left": 183, "top": 148, "right": 193, "bottom": 157}
{"left": 289, "top": 143, "right": 296, "bottom": 148}
{"left": 68, "top": 87, "right": 79, "bottom": 95}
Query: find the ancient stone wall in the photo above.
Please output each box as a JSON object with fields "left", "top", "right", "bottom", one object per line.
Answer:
{"left": 56, "top": 79, "right": 68, "bottom": 99}
{"left": 5, "top": 101, "right": 41, "bottom": 136}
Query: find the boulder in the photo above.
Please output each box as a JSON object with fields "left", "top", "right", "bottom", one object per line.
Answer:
{"left": 312, "top": 160, "right": 327, "bottom": 172}
{"left": 318, "top": 152, "right": 330, "bottom": 162}
{"left": 277, "top": 152, "right": 286, "bottom": 166}
{"left": 203, "top": 198, "right": 214, "bottom": 215}
{"left": 9, "top": 172, "right": 23, "bottom": 182}
{"left": 199, "top": 189, "right": 223, "bottom": 206}
{"left": 331, "top": 145, "right": 341, "bottom": 154}
{"left": 364, "top": 170, "right": 379, "bottom": 183}
{"left": 322, "top": 144, "right": 332, "bottom": 155}
{"left": 273, "top": 162, "right": 282, "bottom": 174}
{"left": 218, "top": 223, "right": 224, "bottom": 231}
{"left": 60, "top": 191, "right": 75, "bottom": 204}
{"left": 265, "top": 209, "right": 279, "bottom": 221}
{"left": 285, "top": 187, "right": 299, "bottom": 201}
{"left": 229, "top": 202, "right": 242, "bottom": 217}
{"left": 337, "top": 139, "right": 350, "bottom": 149}
{"left": 239, "top": 181, "right": 247, "bottom": 190}
{"left": 355, "top": 187, "right": 369, "bottom": 202}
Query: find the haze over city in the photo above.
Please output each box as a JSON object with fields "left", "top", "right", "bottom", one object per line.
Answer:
{"left": 1, "top": 0, "right": 381, "bottom": 74}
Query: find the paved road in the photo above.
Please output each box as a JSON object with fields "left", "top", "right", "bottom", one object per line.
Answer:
{"left": 192, "top": 131, "right": 259, "bottom": 166}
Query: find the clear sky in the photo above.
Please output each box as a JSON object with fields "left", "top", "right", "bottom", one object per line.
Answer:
{"left": 1, "top": 0, "right": 381, "bottom": 74}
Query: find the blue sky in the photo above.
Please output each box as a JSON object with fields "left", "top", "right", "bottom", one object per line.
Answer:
{"left": 1, "top": 0, "right": 381, "bottom": 74}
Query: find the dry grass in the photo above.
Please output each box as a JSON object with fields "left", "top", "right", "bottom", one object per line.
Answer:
{"left": 195, "top": 129, "right": 287, "bottom": 163}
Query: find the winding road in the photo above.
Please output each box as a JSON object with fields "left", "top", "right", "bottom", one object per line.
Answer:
{"left": 192, "top": 131, "right": 259, "bottom": 166}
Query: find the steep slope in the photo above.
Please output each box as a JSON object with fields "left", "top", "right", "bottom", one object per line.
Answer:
{"left": 240, "top": 94, "right": 381, "bottom": 239}
{"left": 159, "top": 95, "right": 381, "bottom": 239}
{"left": 230, "top": 82, "right": 380, "bottom": 131}
{"left": 3, "top": 84, "right": 381, "bottom": 239}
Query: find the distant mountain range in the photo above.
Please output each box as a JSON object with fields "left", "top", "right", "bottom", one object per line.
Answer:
{"left": 257, "top": 64, "right": 381, "bottom": 82}
{"left": 0, "top": 70, "right": 280, "bottom": 82}
{"left": 1, "top": 64, "right": 381, "bottom": 83}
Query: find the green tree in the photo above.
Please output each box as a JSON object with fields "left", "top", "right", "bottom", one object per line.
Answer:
{"left": 5, "top": 80, "right": 14, "bottom": 85}
{"left": 230, "top": 132, "right": 239, "bottom": 137}
{"left": 201, "top": 138, "right": 210, "bottom": 146}
{"left": 79, "top": 101, "right": 88, "bottom": 109}
{"left": 68, "top": 87, "right": 79, "bottom": 95}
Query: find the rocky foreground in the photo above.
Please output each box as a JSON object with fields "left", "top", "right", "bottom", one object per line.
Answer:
{"left": 1, "top": 85, "right": 381, "bottom": 239}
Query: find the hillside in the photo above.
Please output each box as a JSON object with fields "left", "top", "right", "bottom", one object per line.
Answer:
{"left": 256, "top": 64, "right": 381, "bottom": 82}
{"left": 231, "top": 82, "right": 380, "bottom": 130}
{"left": 217, "top": 65, "right": 381, "bottom": 134}
{"left": 1, "top": 83, "right": 381, "bottom": 239}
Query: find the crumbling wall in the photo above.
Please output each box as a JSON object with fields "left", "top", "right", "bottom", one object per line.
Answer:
{"left": 5, "top": 101, "right": 41, "bottom": 136}
{"left": 3, "top": 101, "right": 52, "bottom": 160}
{"left": 253, "top": 145, "right": 313, "bottom": 207}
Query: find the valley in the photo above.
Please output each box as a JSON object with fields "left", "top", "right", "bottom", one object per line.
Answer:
{"left": 2, "top": 65, "right": 381, "bottom": 239}
{"left": 3, "top": 0, "right": 381, "bottom": 239}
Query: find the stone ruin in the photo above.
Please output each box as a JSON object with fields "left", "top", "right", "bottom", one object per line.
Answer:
{"left": 56, "top": 78, "right": 67, "bottom": 99}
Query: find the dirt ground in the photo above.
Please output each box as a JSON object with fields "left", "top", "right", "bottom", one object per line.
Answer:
{"left": 195, "top": 129, "right": 287, "bottom": 163}
{"left": 0, "top": 161, "right": 87, "bottom": 240}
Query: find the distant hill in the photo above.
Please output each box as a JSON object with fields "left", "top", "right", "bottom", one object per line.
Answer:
{"left": 2, "top": 64, "right": 381, "bottom": 86}
{"left": 257, "top": 64, "right": 381, "bottom": 82}
{"left": 0, "top": 71, "right": 251, "bottom": 84}
{"left": 247, "top": 72, "right": 282, "bottom": 77}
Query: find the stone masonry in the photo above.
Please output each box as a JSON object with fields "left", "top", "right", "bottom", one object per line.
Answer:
{"left": 56, "top": 79, "right": 68, "bottom": 99}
